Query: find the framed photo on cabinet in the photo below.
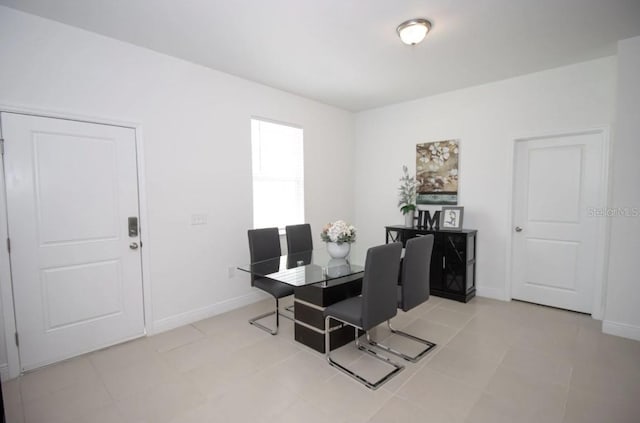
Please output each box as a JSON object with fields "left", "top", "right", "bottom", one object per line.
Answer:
{"left": 440, "top": 206, "right": 464, "bottom": 230}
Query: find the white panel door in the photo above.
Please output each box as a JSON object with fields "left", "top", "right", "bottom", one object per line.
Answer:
{"left": 511, "top": 131, "right": 604, "bottom": 313}
{"left": 2, "top": 112, "right": 144, "bottom": 371}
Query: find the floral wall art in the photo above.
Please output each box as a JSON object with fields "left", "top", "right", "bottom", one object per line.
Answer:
{"left": 416, "top": 140, "right": 459, "bottom": 205}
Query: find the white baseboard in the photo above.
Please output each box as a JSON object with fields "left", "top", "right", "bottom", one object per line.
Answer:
{"left": 476, "top": 286, "right": 508, "bottom": 301}
{"left": 0, "top": 294, "right": 269, "bottom": 380}
{"left": 602, "top": 320, "right": 640, "bottom": 341}
{"left": 150, "top": 291, "right": 268, "bottom": 335}
{"left": 0, "top": 363, "right": 9, "bottom": 382}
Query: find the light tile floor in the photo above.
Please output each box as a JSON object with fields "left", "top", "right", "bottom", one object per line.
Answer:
{"left": 3, "top": 296, "right": 640, "bottom": 423}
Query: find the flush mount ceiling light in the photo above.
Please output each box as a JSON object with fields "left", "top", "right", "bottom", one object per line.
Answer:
{"left": 397, "top": 18, "right": 432, "bottom": 45}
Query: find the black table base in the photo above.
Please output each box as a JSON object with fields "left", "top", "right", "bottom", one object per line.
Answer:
{"left": 293, "top": 274, "right": 363, "bottom": 353}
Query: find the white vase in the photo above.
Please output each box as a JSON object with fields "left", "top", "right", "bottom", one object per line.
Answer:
{"left": 327, "top": 258, "right": 350, "bottom": 277}
{"left": 404, "top": 212, "right": 415, "bottom": 228}
{"left": 326, "top": 242, "right": 351, "bottom": 259}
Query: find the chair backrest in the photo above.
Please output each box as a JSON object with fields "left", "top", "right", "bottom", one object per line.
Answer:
{"left": 247, "top": 227, "right": 281, "bottom": 284}
{"left": 399, "top": 235, "right": 434, "bottom": 312}
{"left": 361, "top": 242, "right": 403, "bottom": 330}
{"left": 285, "top": 224, "right": 313, "bottom": 254}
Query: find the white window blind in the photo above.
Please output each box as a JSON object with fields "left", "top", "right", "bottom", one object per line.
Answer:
{"left": 251, "top": 119, "right": 304, "bottom": 230}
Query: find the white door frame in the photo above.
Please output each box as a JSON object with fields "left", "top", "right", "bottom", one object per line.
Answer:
{"left": 0, "top": 103, "right": 154, "bottom": 379}
{"left": 504, "top": 126, "right": 610, "bottom": 320}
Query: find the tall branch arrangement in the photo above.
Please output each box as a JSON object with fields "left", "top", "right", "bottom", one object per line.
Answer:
{"left": 398, "top": 165, "right": 417, "bottom": 215}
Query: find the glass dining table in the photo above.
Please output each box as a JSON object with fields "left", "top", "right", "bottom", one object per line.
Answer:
{"left": 237, "top": 249, "right": 364, "bottom": 287}
{"left": 237, "top": 249, "right": 365, "bottom": 353}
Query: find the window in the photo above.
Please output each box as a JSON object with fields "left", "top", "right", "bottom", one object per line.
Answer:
{"left": 251, "top": 118, "right": 304, "bottom": 230}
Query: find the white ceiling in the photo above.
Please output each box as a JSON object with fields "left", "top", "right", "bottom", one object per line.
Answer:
{"left": 2, "top": 0, "right": 639, "bottom": 111}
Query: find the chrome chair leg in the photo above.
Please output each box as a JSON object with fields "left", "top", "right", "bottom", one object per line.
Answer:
{"left": 249, "top": 309, "right": 278, "bottom": 335}
{"left": 281, "top": 310, "right": 294, "bottom": 321}
{"left": 282, "top": 303, "right": 295, "bottom": 321}
{"left": 367, "top": 320, "right": 436, "bottom": 362}
{"left": 324, "top": 316, "right": 404, "bottom": 390}
{"left": 248, "top": 297, "right": 293, "bottom": 335}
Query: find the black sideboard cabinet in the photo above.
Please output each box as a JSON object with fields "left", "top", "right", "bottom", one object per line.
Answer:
{"left": 385, "top": 225, "right": 477, "bottom": 303}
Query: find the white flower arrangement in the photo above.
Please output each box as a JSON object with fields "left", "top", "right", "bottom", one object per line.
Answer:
{"left": 320, "top": 220, "right": 356, "bottom": 244}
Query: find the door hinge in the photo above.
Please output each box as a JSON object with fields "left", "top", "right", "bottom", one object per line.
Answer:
{"left": 0, "top": 138, "right": 4, "bottom": 155}
{"left": 6, "top": 237, "right": 9, "bottom": 253}
{"left": 14, "top": 332, "right": 19, "bottom": 347}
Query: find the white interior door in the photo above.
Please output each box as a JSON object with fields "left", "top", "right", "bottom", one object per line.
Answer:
{"left": 2, "top": 112, "right": 145, "bottom": 371}
{"left": 511, "top": 131, "right": 604, "bottom": 313}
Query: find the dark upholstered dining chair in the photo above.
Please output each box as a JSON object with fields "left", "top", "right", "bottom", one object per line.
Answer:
{"left": 368, "top": 234, "right": 437, "bottom": 362}
{"left": 323, "top": 242, "right": 404, "bottom": 390}
{"left": 247, "top": 227, "right": 294, "bottom": 335}
{"left": 284, "top": 223, "right": 313, "bottom": 314}
{"left": 285, "top": 223, "right": 313, "bottom": 254}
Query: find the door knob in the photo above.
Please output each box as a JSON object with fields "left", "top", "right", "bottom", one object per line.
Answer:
{"left": 129, "top": 242, "right": 139, "bottom": 250}
{"left": 515, "top": 226, "right": 523, "bottom": 232}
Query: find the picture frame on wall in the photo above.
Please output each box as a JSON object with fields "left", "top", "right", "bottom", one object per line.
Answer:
{"left": 416, "top": 139, "right": 459, "bottom": 205}
{"left": 440, "top": 206, "right": 464, "bottom": 230}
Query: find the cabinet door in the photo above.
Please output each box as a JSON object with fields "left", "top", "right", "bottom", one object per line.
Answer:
{"left": 442, "top": 233, "right": 467, "bottom": 294}
{"left": 465, "top": 234, "right": 476, "bottom": 293}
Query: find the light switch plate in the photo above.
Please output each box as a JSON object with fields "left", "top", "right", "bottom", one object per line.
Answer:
{"left": 191, "top": 214, "right": 208, "bottom": 225}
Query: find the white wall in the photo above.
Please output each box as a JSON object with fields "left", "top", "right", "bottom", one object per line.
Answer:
{"left": 603, "top": 36, "right": 640, "bottom": 341}
{"left": 0, "top": 6, "right": 355, "bottom": 376}
{"left": 353, "top": 57, "right": 616, "bottom": 300}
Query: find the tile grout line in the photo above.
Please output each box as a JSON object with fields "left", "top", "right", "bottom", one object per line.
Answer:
{"left": 560, "top": 365, "right": 575, "bottom": 422}
{"left": 387, "top": 299, "right": 481, "bottom": 399}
